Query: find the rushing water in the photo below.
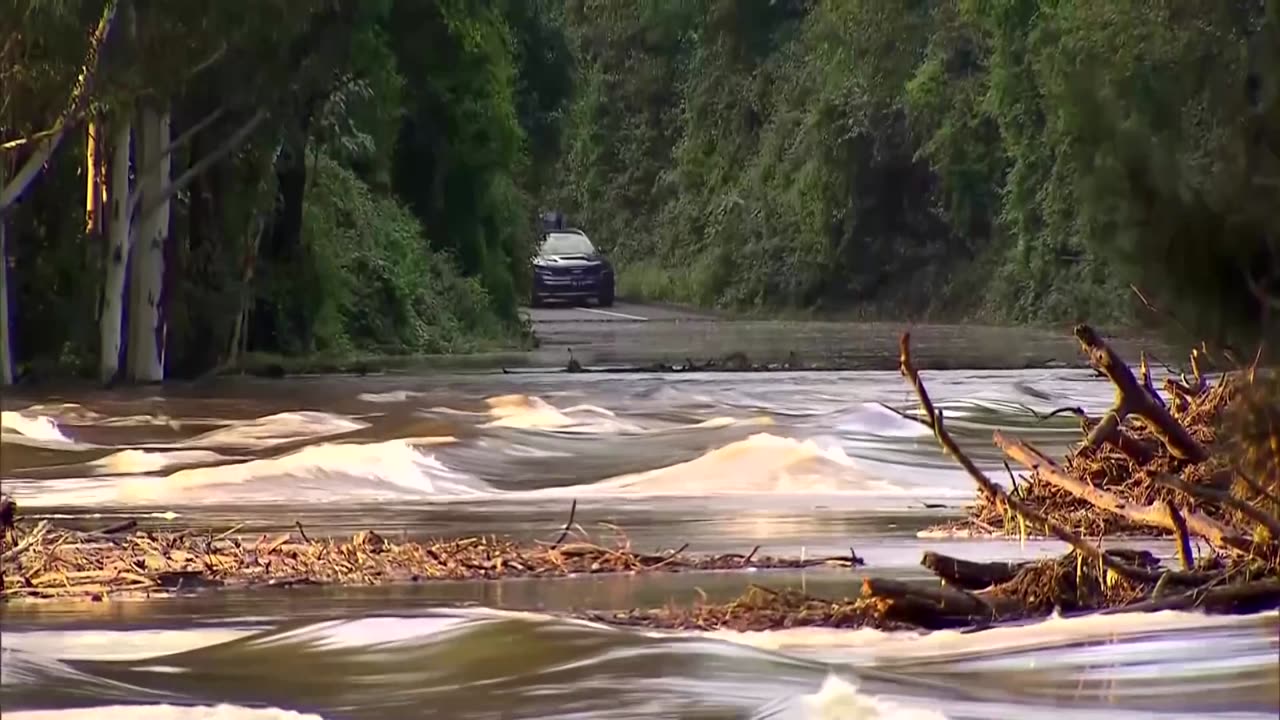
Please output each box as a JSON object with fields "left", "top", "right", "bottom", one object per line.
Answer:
{"left": 2, "top": 366, "right": 1277, "bottom": 719}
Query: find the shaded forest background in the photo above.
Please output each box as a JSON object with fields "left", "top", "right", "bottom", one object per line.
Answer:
{"left": 2, "top": 0, "right": 1276, "bottom": 384}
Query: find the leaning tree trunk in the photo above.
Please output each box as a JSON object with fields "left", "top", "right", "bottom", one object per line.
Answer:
{"left": 0, "top": 162, "right": 12, "bottom": 386}
{"left": 126, "top": 103, "right": 170, "bottom": 383}
{"left": 100, "top": 116, "right": 133, "bottom": 384}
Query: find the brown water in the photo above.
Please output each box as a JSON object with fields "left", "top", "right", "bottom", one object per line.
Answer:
{"left": 2, "top": 347, "right": 1277, "bottom": 719}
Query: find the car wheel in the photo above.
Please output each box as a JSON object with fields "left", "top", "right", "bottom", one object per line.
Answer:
{"left": 598, "top": 279, "right": 615, "bottom": 307}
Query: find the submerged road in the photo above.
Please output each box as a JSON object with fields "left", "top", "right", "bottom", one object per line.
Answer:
{"left": 518, "top": 300, "right": 1163, "bottom": 371}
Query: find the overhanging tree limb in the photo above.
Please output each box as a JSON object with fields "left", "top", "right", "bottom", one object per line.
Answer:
{"left": 163, "top": 106, "right": 226, "bottom": 156}
{"left": 127, "top": 108, "right": 268, "bottom": 235}
{"left": 0, "top": 0, "right": 118, "bottom": 213}
{"left": 120, "top": 106, "right": 228, "bottom": 191}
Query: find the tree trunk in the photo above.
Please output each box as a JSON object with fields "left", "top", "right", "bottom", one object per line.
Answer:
{"left": 85, "top": 118, "right": 106, "bottom": 236}
{"left": 126, "top": 104, "right": 170, "bottom": 383}
{"left": 100, "top": 117, "right": 133, "bottom": 384}
{"left": 0, "top": 162, "right": 12, "bottom": 386}
{"left": 228, "top": 214, "right": 266, "bottom": 368}
{"left": 250, "top": 116, "right": 310, "bottom": 353}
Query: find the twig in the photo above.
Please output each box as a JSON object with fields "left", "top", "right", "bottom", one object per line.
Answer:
{"left": 1031, "top": 406, "right": 1089, "bottom": 422}
{"left": 1, "top": 521, "right": 50, "bottom": 563}
{"left": 552, "top": 499, "right": 578, "bottom": 549}
{"left": 213, "top": 523, "right": 245, "bottom": 541}
{"left": 875, "top": 402, "right": 933, "bottom": 430}
{"left": 645, "top": 543, "right": 690, "bottom": 571}
{"left": 1138, "top": 352, "right": 1167, "bottom": 408}
{"left": 91, "top": 519, "right": 137, "bottom": 535}
{"left": 1164, "top": 500, "right": 1194, "bottom": 571}
{"left": 294, "top": 521, "right": 311, "bottom": 544}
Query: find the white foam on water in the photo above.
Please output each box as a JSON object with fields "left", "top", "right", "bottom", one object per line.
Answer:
{"left": 758, "top": 674, "right": 949, "bottom": 720}
{"left": 88, "top": 449, "right": 237, "bottom": 474}
{"left": 1, "top": 411, "right": 72, "bottom": 443}
{"left": 3, "top": 628, "right": 258, "bottom": 662}
{"left": 176, "top": 411, "right": 368, "bottom": 450}
{"left": 21, "top": 438, "right": 484, "bottom": 506}
{"left": 481, "top": 393, "right": 645, "bottom": 432}
{"left": 700, "top": 608, "right": 1280, "bottom": 665}
{"left": 116, "top": 439, "right": 486, "bottom": 502}
{"left": 244, "top": 614, "right": 483, "bottom": 652}
{"left": 356, "top": 389, "right": 427, "bottom": 403}
{"left": 563, "top": 432, "right": 916, "bottom": 496}
{"left": 8, "top": 706, "right": 326, "bottom": 720}
{"left": 822, "top": 404, "right": 932, "bottom": 438}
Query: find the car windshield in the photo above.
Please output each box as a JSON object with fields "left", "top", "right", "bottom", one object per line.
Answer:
{"left": 539, "top": 233, "right": 595, "bottom": 256}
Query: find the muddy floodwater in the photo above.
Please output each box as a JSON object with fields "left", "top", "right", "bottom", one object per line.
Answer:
{"left": 1, "top": 323, "right": 1277, "bottom": 719}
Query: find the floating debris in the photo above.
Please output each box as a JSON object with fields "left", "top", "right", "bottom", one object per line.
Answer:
{"left": 0, "top": 516, "right": 862, "bottom": 602}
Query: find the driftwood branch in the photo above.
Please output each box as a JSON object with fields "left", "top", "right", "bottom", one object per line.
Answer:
{"left": 995, "top": 432, "right": 1255, "bottom": 554}
{"left": 898, "top": 332, "right": 1208, "bottom": 586}
{"left": 1099, "top": 578, "right": 1280, "bottom": 615}
{"left": 1164, "top": 500, "right": 1194, "bottom": 570}
{"left": 1074, "top": 325, "right": 1208, "bottom": 462}
{"left": 1154, "top": 473, "right": 1280, "bottom": 540}
{"left": 860, "top": 577, "right": 998, "bottom": 629}
{"left": 920, "top": 551, "right": 1021, "bottom": 591}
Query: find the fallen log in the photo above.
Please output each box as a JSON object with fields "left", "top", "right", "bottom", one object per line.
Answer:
{"left": 1099, "top": 578, "right": 1280, "bottom": 615}
{"left": 921, "top": 551, "right": 1023, "bottom": 591}
{"left": 994, "top": 431, "right": 1257, "bottom": 555}
{"left": 861, "top": 577, "right": 998, "bottom": 629}
{"left": 1074, "top": 325, "right": 1209, "bottom": 462}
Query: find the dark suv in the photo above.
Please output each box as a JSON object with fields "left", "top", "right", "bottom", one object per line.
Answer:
{"left": 530, "top": 229, "right": 615, "bottom": 307}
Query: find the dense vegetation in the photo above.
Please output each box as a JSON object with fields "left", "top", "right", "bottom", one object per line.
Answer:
{"left": 1, "top": 0, "right": 568, "bottom": 383}
{"left": 2, "top": 0, "right": 1275, "bottom": 385}
{"left": 551, "top": 0, "right": 1277, "bottom": 349}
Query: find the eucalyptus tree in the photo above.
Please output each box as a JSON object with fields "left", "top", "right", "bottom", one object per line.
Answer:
{"left": 1, "top": 0, "right": 119, "bottom": 385}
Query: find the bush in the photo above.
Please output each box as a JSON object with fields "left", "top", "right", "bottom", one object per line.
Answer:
{"left": 294, "top": 153, "right": 508, "bottom": 355}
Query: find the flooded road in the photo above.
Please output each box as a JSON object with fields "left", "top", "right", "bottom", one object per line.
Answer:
{"left": 1, "top": 320, "right": 1276, "bottom": 719}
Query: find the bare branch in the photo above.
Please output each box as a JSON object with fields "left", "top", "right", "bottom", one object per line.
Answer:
{"left": 163, "top": 107, "right": 226, "bottom": 156}
{"left": 128, "top": 109, "right": 268, "bottom": 238}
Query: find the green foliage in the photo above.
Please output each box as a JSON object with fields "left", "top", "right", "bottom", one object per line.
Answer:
{"left": 551, "top": 0, "right": 1277, "bottom": 340}
{"left": 3, "top": 0, "right": 569, "bottom": 380}
{"left": 385, "top": 0, "right": 546, "bottom": 319}
{"left": 292, "top": 153, "right": 503, "bottom": 355}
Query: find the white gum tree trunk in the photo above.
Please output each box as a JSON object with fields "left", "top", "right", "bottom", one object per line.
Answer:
{"left": 99, "top": 116, "right": 133, "bottom": 384}
{"left": 126, "top": 104, "right": 170, "bottom": 383}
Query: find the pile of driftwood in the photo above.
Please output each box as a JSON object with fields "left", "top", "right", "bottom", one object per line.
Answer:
{"left": 595, "top": 327, "right": 1280, "bottom": 632}
{"left": 0, "top": 506, "right": 862, "bottom": 602}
